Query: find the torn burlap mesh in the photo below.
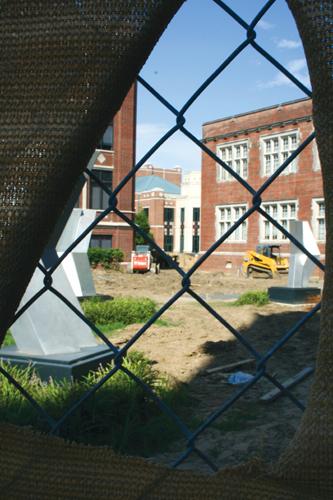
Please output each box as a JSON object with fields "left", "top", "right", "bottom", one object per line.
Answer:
{"left": 0, "top": 0, "right": 332, "bottom": 498}
{"left": 274, "top": 0, "right": 333, "bottom": 488}
{"left": 0, "top": 0, "right": 184, "bottom": 340}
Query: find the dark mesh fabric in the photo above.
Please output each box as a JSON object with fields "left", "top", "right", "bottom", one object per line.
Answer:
{"left": 0, "top": 1, "right": 332, "bottom": 498}
{"left": 274, "top": 0, "right": 333, "bottom": 487}
{"left": 0, "top": 0, "right": 184, "bottom": 340}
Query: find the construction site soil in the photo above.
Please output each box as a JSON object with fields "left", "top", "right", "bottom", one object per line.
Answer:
{"left": 93, "top": 267, "right": 322, "bottom": 472}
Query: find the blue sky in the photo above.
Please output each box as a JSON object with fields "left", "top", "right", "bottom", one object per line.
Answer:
{"left": 136, "top": 0, "right": 310, "bottom": 172}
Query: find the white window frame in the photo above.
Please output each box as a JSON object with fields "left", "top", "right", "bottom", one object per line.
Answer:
{"left": 260, "top": 200, "right": 298, "bottom": 242}
{"left": 312, "top": 198, "right": 326, "bottom": 241}
{"left": 312, "top": 139, "right": 321, "bottom": 171}
{"left": 216, "top": 140, "right": 249, "bottom": 182}
{"left": 260, "top": 130, "right": 299, "bottom": 177}
{"left": 216, "top": 203, "right": 248, "bottom": 242}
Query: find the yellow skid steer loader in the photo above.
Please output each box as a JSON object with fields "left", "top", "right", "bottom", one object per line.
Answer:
{"left": 242, "top": 245, "right": 289, "bottom": 278}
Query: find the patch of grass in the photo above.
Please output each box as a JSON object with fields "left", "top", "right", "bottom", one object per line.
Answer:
{"left": 0, "top": 352, "right": 190, "bottom": 456}
{"left": 82, "top": 296, "right": 157, "bottom": 326}
{"left": 232, "top": 291, "right": 269, "bottom": 307}
{"left": 154, "top": 318, "right": 177, "bottom": 327}
{"left": 96, "top": 318, "right": 177, "bottom": 336}
{"left": 95, "top": 322, "right": 126, "bottom": 334}
{"left": 81, "top": 298, "right": 175, "bottom": 336}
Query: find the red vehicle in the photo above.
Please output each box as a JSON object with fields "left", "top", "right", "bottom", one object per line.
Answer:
{"left": 131, "top": 245, "right": 151, "bottom": 272}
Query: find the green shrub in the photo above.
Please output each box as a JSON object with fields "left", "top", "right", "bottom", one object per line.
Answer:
{"left": 0, "top": 352, "right": 188, "bottom": 455}
{"left": 82, "top": 296, "right": 157, "bottom": 326}
{"left": 87, "top": 247, "right": 124, "bottom": 269}
{"left": 233, "top": 291, "right": 269, "bottom": 306}
{"left": 2, "top": 331, "right": 14, "bottom": 347}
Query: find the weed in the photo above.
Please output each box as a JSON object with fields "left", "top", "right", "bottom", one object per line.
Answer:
{"left": 233, "top": 291, "right": 269, "bottom": 307}
{"left": 95, "top": 322, "right": 126, "bottom": 334}
{"left": 0, "top": 352, "right": 190, "bottom": 456}
{"left": 96, "top": 318, "right": 175, "bottom": 336}
{"left": 2, "top": 331, "right": 14, "bottom": 347}
{"left": 154, "top": 318, "right": 177, "bottom": 327}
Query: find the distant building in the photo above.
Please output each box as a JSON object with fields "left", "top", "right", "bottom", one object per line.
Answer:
{"left": 136, "top": 164, "right": 182, "bottom": 186}
{"left": 200, "top": 97, "right": 324, "bottom": 272}
{"left": 135, "top": 167, "right": 202, "bottom": 256}
{"left": 174, "top": 171, "right": 201, "bottom": 254}
{"left": 78, "top": 85, "right": 136, "bottom": 260}
{"left": 135, "top": 173, "right": 181, "bottom": 251}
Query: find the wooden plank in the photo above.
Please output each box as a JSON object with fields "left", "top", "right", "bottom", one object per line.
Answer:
{"left": 205, "top": 358, "right": 255, "bottom": 375}
{"left": 260, "top": 367, "right": 314, "bottom": 402}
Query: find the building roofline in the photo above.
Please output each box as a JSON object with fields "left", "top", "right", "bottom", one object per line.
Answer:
{"left": 202, "top": 97, "right": 311, "bottom": 127}
{"left": 141, "top": 164, "right": 182, "bottom": 172}
{"left": 135, "top": 175, "right": 181, "bottom": 195}
{"left": 202, "top": 114, "right": 312, "bottom": 144}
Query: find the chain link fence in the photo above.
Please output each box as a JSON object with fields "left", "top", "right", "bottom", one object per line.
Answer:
{"left": 1, "top": 0, "right": 323, "bottom": 473}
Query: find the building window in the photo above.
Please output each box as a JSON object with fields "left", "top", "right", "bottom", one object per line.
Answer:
{"left": 312, "top": 199, "right": 325, "bottom": 241}
{"left": 216, "top": 141, "right": 248, "bottom": 181}
{"left": 216, "top": 204, "right": 247, "bottom": 242}
{"left": 193, "top": 207, "right": 200, "bottom": 222}
{"left": 164, "top": 235, "right": 174, "bottom": 252}
{"left": 180, "top": 207, "right": 185, "bottom": 253}
{"left": 164, "top": 207, "right": 174, "bottom": 222}
{"left": 98, "top": 124, "right": 113, "bottom": 150}
{"left": 180, "top": 235, "right": 184, "bottom": 253}
{"left": 313, "top": 140, "right": 321, "bottom": 171}
{"left": 192, "top": 207, "right": 200, "bottom": 253}
{"left": 90, "top": 235, "right": 112, "bottom": 248}
{"left": 89, "top": 169, "right": 113, "bottom": 210}
{"left": 143, "top": 207, "right": 149, "bottom": 219}
{"left": 164, "top": 207, "right": 174, "bottom": 252}
{"left": 192, "top": 235, "right": 200, "bottom": 253}
{"left": 260, "top": 201, "right": 297, "bottom": 241}
{"left": 261, "top": 131, "right": 298, "bottom": 176}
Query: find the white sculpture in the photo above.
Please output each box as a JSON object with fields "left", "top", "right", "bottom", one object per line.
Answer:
{"left": 57, "top": 208, "right": 97, "bottom": 298}
{"left": 9, "top": 164, "right": 100, "bottom": 356}
{"left": 288, "top": 220, "right": 320, "bottom": 288}
{"left": 11, "top": 260, "right": 98, "bottom": 356}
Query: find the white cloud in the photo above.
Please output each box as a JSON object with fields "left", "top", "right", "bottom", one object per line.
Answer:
{"left": 257, "top": 58, "right": 310, "bottom": 89}
{"left": 277, "top": 38, "right": 302, "bottom": 49}
{"left": 136, "top": 123, "right": 201, "bottom": 172}
{"left": 257, "top": 19, "right": 274, "bottom": 30}
{"left": 287, "top": 58, "right": 307, "bottom": 72}
{"left": 136, "top": 123, "right": 166, "bottom": 144}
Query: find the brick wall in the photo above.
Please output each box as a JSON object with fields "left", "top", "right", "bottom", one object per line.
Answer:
{"left": 83, "top": 84, "right": 136, "bottom": 261}
{"left": 201, "top": 98, "right": 324, "bottom": 273}
{"left": 136, "top": 164, "right": 182, "bottom": 186}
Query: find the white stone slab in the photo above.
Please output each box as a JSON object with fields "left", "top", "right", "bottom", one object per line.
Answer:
{"left": 288, "top": 221, "right": 320, "bottom": 288}
{"left": 11, "top": 264, "right": 98, "bottom": 356}
{"left": 57, "top": 208, "right": 96, "bottom": 297}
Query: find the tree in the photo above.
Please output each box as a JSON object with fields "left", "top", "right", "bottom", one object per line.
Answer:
{"left": 134, "top": 209, "right": 154, "bottom": 246}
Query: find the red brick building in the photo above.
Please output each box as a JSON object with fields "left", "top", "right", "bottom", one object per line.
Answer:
{"left": 78, "top": 85, "right": 136, "bottom": 260}
{"left": 136, "top": 164, "right": 182, "bottom": 186}
{"left": 201, "top": 97, "right": 324, "bottom": 272}
{"left": 135, "top": 169, "right": 181, "bottom": 251}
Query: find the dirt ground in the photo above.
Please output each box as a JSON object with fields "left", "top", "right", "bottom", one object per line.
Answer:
{"left": 93, "top": 267, "right": 322, "bottom": 472}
